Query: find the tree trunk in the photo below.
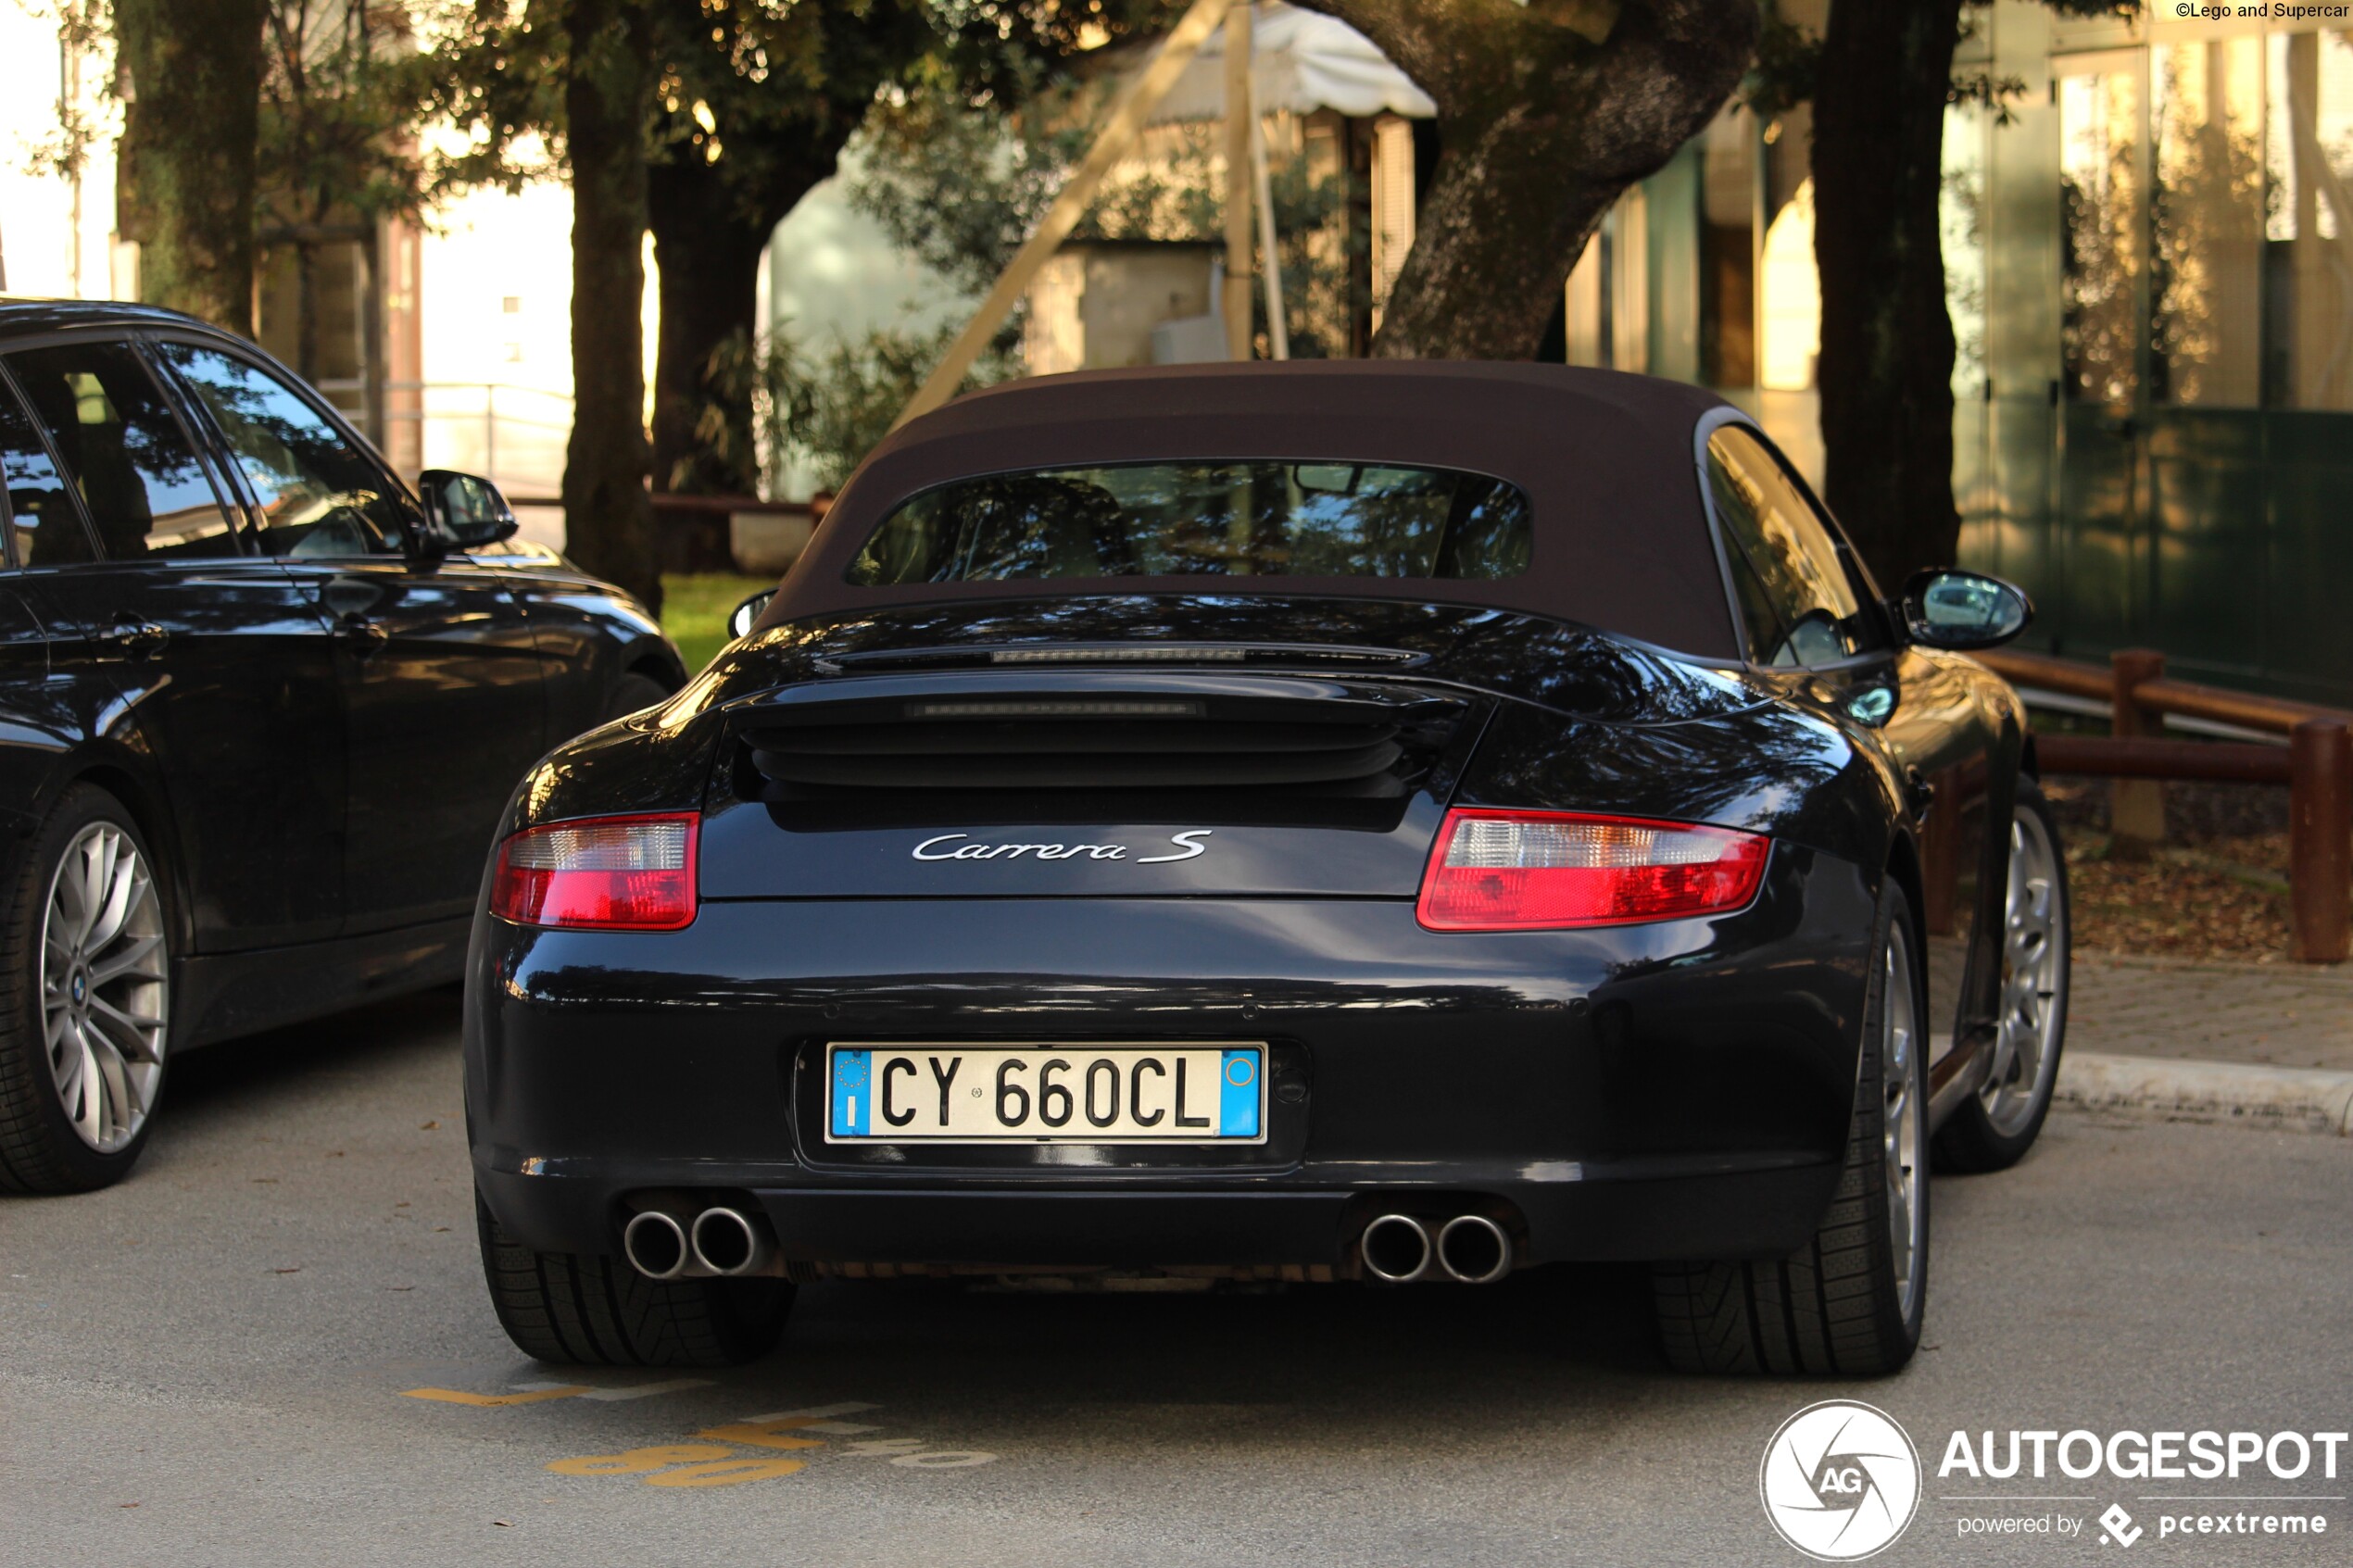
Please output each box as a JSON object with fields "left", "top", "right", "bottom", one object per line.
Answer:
{"left": 1811, "top": 0, "right": 1966, "bottom": 591}
{"left": 113, "top": 0, "right": 267, "bottom": 333}
{"left": 646, "top": 90, "right": 866, "bottom": 573}
{"left": 648, "top": 160, "right": 768, "bottom": 501}
{"left": 647, "top": 157, "right": 798, "bottom": 573}
{"left": 558, "top": 0, "right": 661, "bottom": 614}
{"left": 1295, "top": 0, "right": 1755, "bottom": 359}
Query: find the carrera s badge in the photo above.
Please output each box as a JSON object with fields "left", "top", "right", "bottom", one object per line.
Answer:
{"left": 912, "top": 830, "right": 1213, "bottom": 863}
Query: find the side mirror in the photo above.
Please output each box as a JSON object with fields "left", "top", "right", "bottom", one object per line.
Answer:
{"left": 418, "top": 469, "right": 521, "bottom": 549}
{"left": 728, "top": 588, "right": 776, "bottom": 640}
{"left": 1900, "top": 569, "right": 2032, "bottom": 650}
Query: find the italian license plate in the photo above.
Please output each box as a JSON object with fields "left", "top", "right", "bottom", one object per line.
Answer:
{"left": 824, "top": 1043, "right": 1265, "bottom": 1144}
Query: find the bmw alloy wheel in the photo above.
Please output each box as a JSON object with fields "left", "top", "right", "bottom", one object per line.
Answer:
{"left": 1981, "top": 805, "right": 2065, "bottom": 1137}
{"left": 1882, "top": 924, "right": 1924, "bottom": 1318}
{"left": 40, "top": 822, "right": 170, "bottom": 1152}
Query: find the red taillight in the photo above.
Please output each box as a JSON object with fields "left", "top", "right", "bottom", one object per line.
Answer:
{"left": 1416, "top": 809, "right": 1768, "bottom": 931}
{"left": 491, "top": 813, "right": 698, "bottom": 931}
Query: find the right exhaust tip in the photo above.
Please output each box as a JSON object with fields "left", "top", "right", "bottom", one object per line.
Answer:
{"left": 690, "top": 1206, "right": 772, "bottom": 1277}
{"left": 623, "top": 1210, "right": 689, "bottom": 1280}
{"left": 1437, "top": 1214, "right": 1513, "bottom": 1285}
{"left": 1360, "top": 1213, "right": 1434, "bottom": 1284}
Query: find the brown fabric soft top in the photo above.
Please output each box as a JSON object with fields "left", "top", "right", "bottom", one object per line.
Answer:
{"left": 758, "top": 360, "right": 1742, "bottom": 660}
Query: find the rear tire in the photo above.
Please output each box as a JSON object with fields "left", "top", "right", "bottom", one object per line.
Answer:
{"left": 1934, "top": 779, "right": 2070, "bottom": 1173}
{"left": 475, "top": 1194, "right": 793, "bottom": 1367}
{"left": 0, "top": 785, "right": 172, "bottom": 1195}
{"left": 1651, "top": 881, "right": 1929, "bottom": 1376}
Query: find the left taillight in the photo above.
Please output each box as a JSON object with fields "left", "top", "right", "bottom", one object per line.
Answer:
{"left": 1416, "top": 809, "right": 1768, "bottom": 932}
{"left": 490, "top": 813, "right": 698, "bottom": 931}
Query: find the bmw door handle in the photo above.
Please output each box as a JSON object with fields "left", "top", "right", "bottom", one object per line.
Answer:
{"left": 321, "top": 577, "right": 389, "bottom": 657}
{"left": 337, "top": 618, "right": 389, "bottom": 657}
{"left": 108, "top": 621, "right": 169, "bottom": 659}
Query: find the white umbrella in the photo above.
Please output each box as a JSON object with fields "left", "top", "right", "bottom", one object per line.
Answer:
{"left": 1141, "top": 2, "right": 1435, "bottom": 126}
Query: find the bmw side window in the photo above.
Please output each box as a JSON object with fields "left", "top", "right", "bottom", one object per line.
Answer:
{"left": 1705, "top": 427, "right": 1869, "bottom": 668}
{"left": 158, "top": 344, "right": 407, "bottom": 558}
{"left": 0, "top": 377, "right": 96, "bottom": 568}
{"left": 5, "top": 342, "right": 242, "bottom": 561}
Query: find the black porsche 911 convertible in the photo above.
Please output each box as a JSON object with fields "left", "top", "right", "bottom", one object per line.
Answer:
{"left": 466, "top": 362, "right": 2069, "bottom": 1377}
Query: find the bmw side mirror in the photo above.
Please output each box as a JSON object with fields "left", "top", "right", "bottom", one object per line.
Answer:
{"left": 728, "top": 589, "right": 776, "bottom": 640}
{"left": 1899, "top": 570, "right": 2031, "bottom": 650}
{"left": 418, "top": 469, "right": 521, "bottom": 550}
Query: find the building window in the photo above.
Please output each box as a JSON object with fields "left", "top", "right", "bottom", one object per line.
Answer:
{"left": 1943, "top": 103, "right": 1989, "bottom": 399}
{"left": 2060, "top": 59, "right": 2143, "bottom": 408}
{"left": 1757, "top": 176, "right": 1818, "bottom": 392}
{"left": 2152, "top": 36, "right": 2264, "bottom": 408}
{"left": 1699, "top": 105, "right": 1756, "bottom": 390}
{"left": 2266, "top": 29, "right": 2353, "bottom": 410}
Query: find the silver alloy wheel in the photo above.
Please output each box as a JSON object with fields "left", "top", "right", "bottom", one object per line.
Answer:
{"left": 1882, "top": 925, "right": 1924, "bottom": 1317}
{"left": 39, "top": 822, "right": 169, "bottom": 1152}
{"left": 1981, "top": 805, "right": 2065, "bottom": 1136}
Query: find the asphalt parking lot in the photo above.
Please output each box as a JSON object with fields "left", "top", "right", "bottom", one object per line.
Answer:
{"left": 5, "top": 989, "right": 2348, "bottom": 1567}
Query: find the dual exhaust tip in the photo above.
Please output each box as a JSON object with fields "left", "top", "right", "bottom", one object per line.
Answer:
{"left": 1360, "top": 1212, "right": 1514, "bottom": 1286}
{"left": 623, "top": 1205, "right": 774, "bottom": 1281}
{"left": 630, "top": 1203, "right": 1513, "bottom": 1286}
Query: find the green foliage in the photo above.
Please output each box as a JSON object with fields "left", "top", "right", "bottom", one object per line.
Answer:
{"left": 1740, "top": 2, "right": 1818, "bottom": 123}
{"left": 18, "top": 2, "right": 114, "bottom": 184}
{"left": 256, "top": 2, "right": 425, "bottom": 233}
{"left": 661, "top": 570, "right": 774, "bottom": 669}
{"left": 411, "top": 0, "right": 1185, "bottom": 200}
{"left": 753, "top": 317, "right": 1020, "bottom": 492}
{"left": 848, "top": 65, "right": 1092, "bottom": 295}
{"left": 1742, "top": 1, "right": 2145, "bottom": 122}
{"left": 848, "top": 77, "right": 1358, "bottom": 358}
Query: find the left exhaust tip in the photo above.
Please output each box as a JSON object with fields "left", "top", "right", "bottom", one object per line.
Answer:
{"left": 623, "top": 1210, "right": 689, "bottom": 1280}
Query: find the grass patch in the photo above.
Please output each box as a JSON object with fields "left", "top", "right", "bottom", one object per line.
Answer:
{"left": 662, "top": 572, "right": 774, "bottom": 673}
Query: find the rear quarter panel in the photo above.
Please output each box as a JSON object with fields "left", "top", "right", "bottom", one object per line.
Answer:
{"left": 497, "top": 565, "right": 683, "bottom": 744}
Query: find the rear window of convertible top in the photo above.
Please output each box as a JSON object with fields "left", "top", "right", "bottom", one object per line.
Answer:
{"left": 845, "top": 460, "right": 1533, "bottom": 586}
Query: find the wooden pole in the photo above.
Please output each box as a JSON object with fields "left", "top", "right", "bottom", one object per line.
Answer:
{"left": 1252, "top": 99, "right": 1290, "bottom": 360}
{"left": 2108, "top": 648, "right": 2167, "bottom": 859}
{"left": 887, "top": 0, "right": 1237, "bottom": 434}
{"left": 2289, "top": 718, "right": 2351, "bottom": 964}
{"left": 1223, "top": 4, "right": 1254, "bottom": 361}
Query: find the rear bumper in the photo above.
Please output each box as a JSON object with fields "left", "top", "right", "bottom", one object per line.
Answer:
{"left": 474, "top": 1163, "right": 1844, "bottom": 1273}
{"left": 466, "top": 844, "right": 1875, "bottom": 1270}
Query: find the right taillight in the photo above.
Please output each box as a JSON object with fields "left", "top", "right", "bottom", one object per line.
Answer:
{"left": 1416, "top": 809, "right": 1769, "bottom": 932}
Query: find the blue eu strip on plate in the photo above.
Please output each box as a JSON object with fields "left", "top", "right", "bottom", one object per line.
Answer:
{"left": 832, "top": 1048, "right": 871, "bottom": 1137}
{"left": 1219, "top": 1048, "right": 1260, "bottom": 1138}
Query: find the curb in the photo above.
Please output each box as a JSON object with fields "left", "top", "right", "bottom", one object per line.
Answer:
{"left": 2057, "top": 1051, "right": 2353, "bottom": 1136}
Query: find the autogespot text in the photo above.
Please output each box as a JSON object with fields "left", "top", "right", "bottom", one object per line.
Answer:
{"left": 1939, "top": 1428, "right": 2348, "bottom": 1483}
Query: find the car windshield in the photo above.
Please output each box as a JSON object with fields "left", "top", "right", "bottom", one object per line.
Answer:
{"left": 846, "top": 460, "right": 1533, "bottom": 586}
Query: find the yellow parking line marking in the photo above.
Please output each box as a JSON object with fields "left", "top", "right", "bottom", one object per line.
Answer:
{"left": 402, "top": 1385, "right": 594, "bottom": 1407}
{"left": 647, "top": 1458, "right": 806, "bottom": 1486}
{"left": 695, "top": 1422, "right": 826, "bottom": 1452}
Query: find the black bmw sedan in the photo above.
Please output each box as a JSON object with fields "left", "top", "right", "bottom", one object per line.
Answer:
{"left": 467, "top": 362, "right": 2069, "bottom": 1377}
{"left": 0, "top": 301, "right": 685, "bottom": 1194}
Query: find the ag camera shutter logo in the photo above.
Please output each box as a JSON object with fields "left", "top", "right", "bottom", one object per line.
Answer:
{"left": 1760, "top": 1400, "right": 1923, "bottom": 1561}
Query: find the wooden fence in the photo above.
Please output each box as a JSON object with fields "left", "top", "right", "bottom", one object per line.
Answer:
{"left": 1959, "top": 647, "right": 2351, "bottom": 964}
